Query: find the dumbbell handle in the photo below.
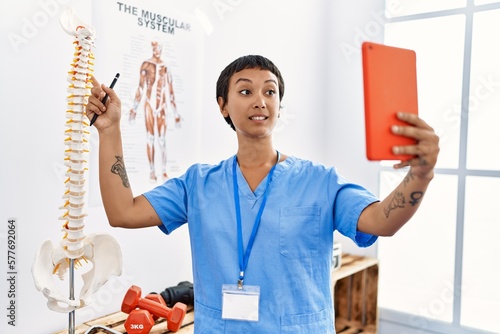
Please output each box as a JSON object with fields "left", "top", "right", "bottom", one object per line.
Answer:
{"left": 137, "top": 298, "right": 171, "bottom": 319}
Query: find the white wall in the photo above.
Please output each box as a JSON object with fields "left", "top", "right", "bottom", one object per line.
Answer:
{"left": 197, "top": 0, "right": 331, "bottom": 164}
{"left": 326, "top": 1, "right": 385, "bottom": 257}
{"left": 0, "top": 0, "right": 384, "bottom": 333}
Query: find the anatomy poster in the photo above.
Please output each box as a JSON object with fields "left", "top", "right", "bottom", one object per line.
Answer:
{"left": 91, "top": 1, "right": 203, "bottom": 196}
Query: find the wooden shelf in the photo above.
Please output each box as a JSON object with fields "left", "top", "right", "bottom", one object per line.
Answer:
{"left": 333, "top": 254, "right": 379, "bottom": 334}
{"left": 53, "top": 307, "right": 194, "bottom": 334}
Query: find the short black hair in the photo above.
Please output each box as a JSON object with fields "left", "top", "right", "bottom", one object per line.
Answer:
{"left": 216, "top": 55, "right": 285, "bottom": 131}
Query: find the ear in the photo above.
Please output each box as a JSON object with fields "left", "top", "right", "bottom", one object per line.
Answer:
{"left": 217, "top": 97, "right": 228, "bottom": 117}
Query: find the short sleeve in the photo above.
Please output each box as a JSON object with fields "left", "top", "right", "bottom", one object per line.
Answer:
{"left": 332, "top": 175, "right": 379, "bottom": 248}
{"left": 143, "top": 173, "right": 190, "bottom": 235}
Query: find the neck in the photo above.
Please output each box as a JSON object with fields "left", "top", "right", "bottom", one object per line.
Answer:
{"left": 236, "top": 142, "right": 277, "bottom": 168}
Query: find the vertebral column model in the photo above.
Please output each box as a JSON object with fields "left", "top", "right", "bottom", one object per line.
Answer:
{"left": 32, "top": 8, "right": 122, "bottom": 313}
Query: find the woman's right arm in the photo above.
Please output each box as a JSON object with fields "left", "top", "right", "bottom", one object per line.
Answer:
{"left": 86, "top": 77, "right": 161, "bottom": 228}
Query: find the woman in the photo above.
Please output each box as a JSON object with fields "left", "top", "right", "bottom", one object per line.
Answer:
{"left": 86, "top": 55, "right": 439, "bottom": 333}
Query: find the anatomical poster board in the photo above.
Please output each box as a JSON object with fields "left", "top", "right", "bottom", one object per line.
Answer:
{"left": 91, "top": 1, "right": 204, "bottom": 198}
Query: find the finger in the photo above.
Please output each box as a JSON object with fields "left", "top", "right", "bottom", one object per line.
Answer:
{"left": 90, "top": 76, "right": 106, "bottom": 100}
{"left": 101, "top": 83, "right": 120, "bottom": 104}
{"left": 86, "top": 94, "right": 106, "bottom": 115}
{"left": 392, "top": 144, "right": 420, "bottom": 157}
{"left": 393, "top": 159, "right": 411, "bottom": 169}
{"left": 392, "top": 122, "right": 437, "bottom": 144}
{"left": 397, "top": 112, "right": 433, "bottom": 131}
{"left": 85, "top": 100, "right": 100, "bottom": 119}
{"left": 90, "top": 75, "right": 100, "bottom": 88}
{"left": 391, "top": 123, "right": 419, "bottom": 143}
{"left": 393, "top": 133, "right": 439, "bottom": 155}
{"left": 393, "top": 158, "right": 417, "bottom": 169}
{"left": 394, "top": 155, "right": 431, "bottom": 169}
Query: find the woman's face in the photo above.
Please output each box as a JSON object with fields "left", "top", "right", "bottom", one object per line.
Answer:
{"left": 219, "top": 68, "right": 280, "bottom": 139}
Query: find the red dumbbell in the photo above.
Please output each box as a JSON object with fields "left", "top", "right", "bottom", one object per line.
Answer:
{"left": 145, "top": 293, "right": 166, "bottom": 321}
{"left": 125, "top": 309, "right": 155, "bottom": 334}
{"left": 122, "top": 285, "right": 187, "bottom": 332}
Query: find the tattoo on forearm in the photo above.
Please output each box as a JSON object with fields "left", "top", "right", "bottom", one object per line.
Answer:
{"left": 403, "top": 171, "right": 414, "bottom": 187}
{"left": 111, "top": 155, "right": 130, "bottom": 188}
{"left": 384, "top": 191, "right": 406, "bottom": 218}
{"left": 409, "top": 191, "right": 424, "bottom": 206}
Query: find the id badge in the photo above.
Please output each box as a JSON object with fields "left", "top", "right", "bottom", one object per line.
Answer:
{"left": 221, "top": 284, "right": 260, "bottom": 321}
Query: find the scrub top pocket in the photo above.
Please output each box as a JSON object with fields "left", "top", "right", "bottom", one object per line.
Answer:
{"left": 279, "top": 206, "right": 321, "bottom": 259}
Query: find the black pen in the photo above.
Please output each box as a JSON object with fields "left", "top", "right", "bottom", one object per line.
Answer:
{"left": 90, "top": 73, "right": 120, "bottom": 126}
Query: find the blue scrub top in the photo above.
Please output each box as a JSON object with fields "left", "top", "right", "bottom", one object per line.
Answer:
{"left": 144, "top": 155, "right": 378, "bottom": 333}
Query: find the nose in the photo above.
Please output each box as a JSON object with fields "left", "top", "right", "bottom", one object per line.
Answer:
{"left": 253, "top": 93, "right": 266, "bottom": 109}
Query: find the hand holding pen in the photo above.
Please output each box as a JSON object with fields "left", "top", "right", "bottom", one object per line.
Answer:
{"left": 89, "top": 73, "right": 120, "bottom": 127}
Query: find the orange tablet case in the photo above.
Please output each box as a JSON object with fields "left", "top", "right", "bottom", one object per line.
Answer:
{"left": 362, "top": 41, "right": 418, "bottom": 161}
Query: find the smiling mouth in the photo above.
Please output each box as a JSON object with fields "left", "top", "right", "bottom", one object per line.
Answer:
{"left": 249, "top": 116, "right": 267, "bottom": 121}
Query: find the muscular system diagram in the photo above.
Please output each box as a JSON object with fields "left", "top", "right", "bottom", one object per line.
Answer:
{"left": 129, "top": 41, "right": 181, "bottom": 182}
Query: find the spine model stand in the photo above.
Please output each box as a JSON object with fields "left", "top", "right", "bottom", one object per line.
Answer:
{"left": 32, "top": 8, "right": 122, "bottom": 331}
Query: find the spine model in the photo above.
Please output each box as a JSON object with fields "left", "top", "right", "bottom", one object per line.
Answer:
{"left": 60, "top": 17, "right": 94, "bottom": 265}
{"left": 32, "top": 8, "right": 122, "bottom": 313}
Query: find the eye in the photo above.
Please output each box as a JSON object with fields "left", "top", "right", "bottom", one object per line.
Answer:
{"left": 239, "top": 89, "right": 250, "bottom": 95}
{"left": 266, "top": 89, "right": 276, "bottom": 96}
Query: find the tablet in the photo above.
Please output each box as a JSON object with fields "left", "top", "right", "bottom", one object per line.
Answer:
{"left": 362, "top": 41, "right": 418, "bottom": 161}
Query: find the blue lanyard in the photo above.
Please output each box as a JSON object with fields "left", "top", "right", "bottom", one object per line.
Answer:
{"left": 233, "top": 151, "right": 280, "bottom": 289}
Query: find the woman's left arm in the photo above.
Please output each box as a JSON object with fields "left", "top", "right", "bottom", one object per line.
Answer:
{"left": 357, "top": 112, "right": 440, "bottom": 236}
